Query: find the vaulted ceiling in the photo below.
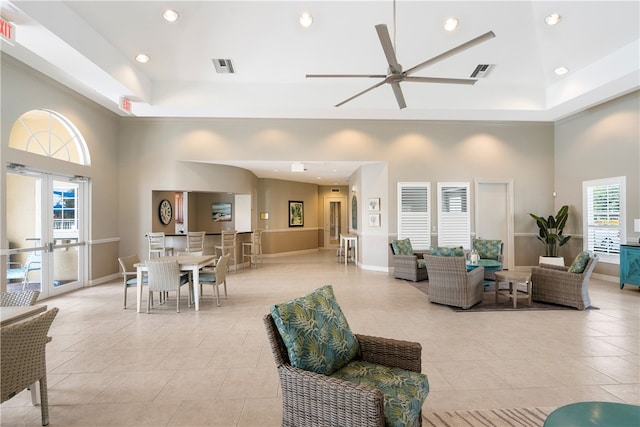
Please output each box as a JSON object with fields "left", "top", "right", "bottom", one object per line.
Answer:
{"left": 3, "top": 1, "right": 638, "bottom": 123}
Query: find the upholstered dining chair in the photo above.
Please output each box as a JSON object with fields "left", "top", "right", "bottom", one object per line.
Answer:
{"left": 264, "top": 285, "right": 429, "bottom": 427}
{"left": 186, "top": 231, "right": 206, "bottom": 253}
{"left": 118, "top": 255, "right": 149, "bottom": 309}
{"left": 242, "top": 229, "right": 262, "bottom": 269}
{"left": 1, "top": 307, "right": 59, "bottom": 426}
{"left": 199, "top": 254, "right": 229, "bottom": 306}
{"left": 215, "top": 230, "right": 237, "bottom": 272}
{"left": 145, "top": 259, "right": 191, "bottom": 313}
{"left": 423, "top": 254, "right": 484, "bottom": 309}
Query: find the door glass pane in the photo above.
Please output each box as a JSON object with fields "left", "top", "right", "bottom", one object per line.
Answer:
{"left": 6, "top": 173, "right": 44, "bottom": 293}
{"left": 329, "top": 201, "right": 341, "bottom": 245}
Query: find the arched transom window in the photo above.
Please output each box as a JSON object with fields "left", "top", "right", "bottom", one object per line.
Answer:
{"left": 9, "top": 109, "right": 90, "bottom": 165}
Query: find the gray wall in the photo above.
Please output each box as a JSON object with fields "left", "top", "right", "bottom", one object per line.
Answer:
{"left": 2, "top": 52, "right": 638, "bottom": 288}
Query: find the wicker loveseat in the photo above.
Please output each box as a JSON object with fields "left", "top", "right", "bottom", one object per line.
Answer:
{"left": 389, "top": 238, "right": 428, "bottom": 282}
{"left": 531, "top": 252, "right": 599, "bottom": 310}
{"left": 265, "top": 285, "right": 429, "bottom": 427}
{"left": 423, "top": 254, "right": 484, "bottom": 309}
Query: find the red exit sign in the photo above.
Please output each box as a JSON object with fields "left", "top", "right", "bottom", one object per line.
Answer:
{"left": 119, "top": 97, "right": 132, "bottom": 114}
{"left": 0, "top": 16, "right": 15, "bottom": 44}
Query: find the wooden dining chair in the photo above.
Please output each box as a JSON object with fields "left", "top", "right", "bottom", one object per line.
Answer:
{"left": 147, "top": 232, "right": 172, "bottom": 259}
{"left": 186, "top": 231, "right": 206, "bottom": 253}
{"left": 242, "top": 229, "right": 262, "bottom": 269}
{"left": 199, "top": 254, "right": 229, "bottom": 306}
{"left": 215, "top": 230, "right": 237, "bottom": 272}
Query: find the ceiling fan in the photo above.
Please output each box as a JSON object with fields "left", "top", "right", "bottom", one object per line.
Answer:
{"left": 306, "top": 6, "right": 496, "bottom": 109}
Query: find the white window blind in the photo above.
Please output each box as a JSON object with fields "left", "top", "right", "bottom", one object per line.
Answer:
{"left": 438, "top": 182, "right": 471, "bottom": 249}
{"left": 583, "top": 176, "right": 626, "bottom": 263}
{"left": 397, "top": 182, "right": 430, "bottom": 250}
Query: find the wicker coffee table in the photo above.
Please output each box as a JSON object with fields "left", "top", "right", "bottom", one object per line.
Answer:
{"left": 494, "top": 270, "right": 532, "bottom": 308}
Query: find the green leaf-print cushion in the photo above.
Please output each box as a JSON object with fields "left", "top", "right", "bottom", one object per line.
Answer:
{"left": 568, "top": 251, "right": 591, "bottom": 273}
{"left": 331, "top": 360, "right": 430, "bottom": 427}
{"left": 473, "top": 239, "right": 502, "bottom": 260}
{"left": 270, "top": 285, "right": 360, "bottom": 375}
{"left": 430, "top": 246, "right": 464, "bottom": 257}
{"left": 391, "top": 238, "right": 414, "bottom": 255}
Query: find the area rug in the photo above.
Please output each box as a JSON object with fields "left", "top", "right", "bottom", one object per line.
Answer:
{"left": 407, "top": 281, "right": 598, "bottom": 312}
{"left": 422, "top": 407, "right": 554, "bottom": 426}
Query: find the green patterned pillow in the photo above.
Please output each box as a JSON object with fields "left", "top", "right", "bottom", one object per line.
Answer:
{"left": 430, "top": 246, "right": 464, "bottom": 257}
{"left": 568, "top": 251, "right": 591, "bottom": 273}
{"left": 473, "top": 239, "right": 502, "bottom": 260}
{"left": 331, "top": 360, "right": 430, "bottom": 427}
{"left": 270, "top": 285, "right": 360, "bottom": 375}
{"left": 391, "top": 238, "right": 414, "bottom": 255}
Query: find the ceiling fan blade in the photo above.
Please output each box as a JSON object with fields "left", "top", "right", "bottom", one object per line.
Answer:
{"left": 390, "top": 82, "right": 407, "bottom": 109}
{"left": 306, "top": 74, "right": 387, "bottom": 79}
{"left": 404, "top": 76, "right": 478, "bottom": 85}
{"left": 404, "top": 31, "right": 496, "bottom": 76}
{"left": 335, "top": 79, "right": 387, "bottom": 107}
{"left": 375, "top": 24, "right": 402, "bottom": 73}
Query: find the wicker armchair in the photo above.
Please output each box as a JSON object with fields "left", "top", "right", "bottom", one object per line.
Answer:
{"left": 389, "top": 240, "right": 428, "bottom": 282}
{"left": 1, "top": 290, "right": 40, "bottom": 307}
{"left": 423, "top": 255, "right": 484, "bottom": 309}
{"left": 472, "top": 239, "right": 504, "bottom": 281}
{"left": 264, "top": 313, "right": 425, "bottom": 427}
{"left": 1, "top": 307, "right": 59, "bottom": 426}
{"left": 531, "top": 255, "right": 599, "bottom": 310}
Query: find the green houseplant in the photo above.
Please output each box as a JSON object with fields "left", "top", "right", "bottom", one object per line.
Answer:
{"left": 530, "top": 205, "right": 572, "bottom": 257}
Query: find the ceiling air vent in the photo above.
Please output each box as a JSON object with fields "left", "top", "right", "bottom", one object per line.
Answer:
{"left": 470, "top": 64, "right": 494, "bottom": 78}
{"left": 212, "top": 58, "right": 235, "bottom": 74}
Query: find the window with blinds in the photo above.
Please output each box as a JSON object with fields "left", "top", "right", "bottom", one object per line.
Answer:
{"left": 397, "top": 183, "right": 430, "bottom": 250}
{"left": 583, "top": 176, "right": 626, "bottom": 263}
{"left": 438, "top": 182, "right": 471, "bottom": 249}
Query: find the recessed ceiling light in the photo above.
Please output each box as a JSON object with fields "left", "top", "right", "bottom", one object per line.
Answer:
{"left": 444, "top": 17, "right": 459, "bottom": 31}
{"left": 554, "top": 66, "right": 569, "bottom": 75}
{"left": 135, "top": 54, "right": 150, "bottom": 63}
{"left": 545, "top": 13, "right": 562, "bottom": 25}
{"left": 299, "top": 12, "right": 313, "bottom": 28}
{"left": 163, "top": 9, "right": 179, "bottom": 22}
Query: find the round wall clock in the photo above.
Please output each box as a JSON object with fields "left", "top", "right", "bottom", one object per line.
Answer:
{"left": 159, "top": 199, "right": 172, "bottom": 225}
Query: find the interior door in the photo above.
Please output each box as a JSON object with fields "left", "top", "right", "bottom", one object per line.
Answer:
{"left": 475, "top": 181, "right": 514, "bottom": 271}
{"left": 6, "top": 171, "right": 86, "bottom": 298}
{"left": 324, "top": 196, "right": 347, "bottom": 249}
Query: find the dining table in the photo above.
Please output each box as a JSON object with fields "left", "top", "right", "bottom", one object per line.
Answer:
{"left": 135, "top": 254, "right": 217, "bottom": 313}
{"left": 0, "top": 304, "right": 48, "bottom": 327}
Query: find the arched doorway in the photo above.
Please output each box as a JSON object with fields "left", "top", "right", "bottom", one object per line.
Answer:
{"left": 5, "top": 110, "right": 90, "bottom": 298}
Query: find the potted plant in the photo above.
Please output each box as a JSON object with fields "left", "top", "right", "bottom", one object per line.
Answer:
{"left": 530, "top": 205, "right": 571, "bottom": 264}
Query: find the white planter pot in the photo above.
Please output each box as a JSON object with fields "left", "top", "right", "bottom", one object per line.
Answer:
{"left": 539, "top": 256, "right": 565, "bottom": 266}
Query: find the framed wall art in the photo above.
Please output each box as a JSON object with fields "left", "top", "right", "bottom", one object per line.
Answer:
{"left": 288, "top": 201, "right": 304, "bottom": 227}
{"left": 368, "top": 213, "right": 381, "bottom": 227}
{"left": 368, "top": 197, "right": 380, "bottom": 212}
{"left": 212, "top": 202, "right": 232, "bottom": 222}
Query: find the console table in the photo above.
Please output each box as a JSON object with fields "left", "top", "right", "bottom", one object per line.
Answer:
{"left": 620, "top": 244, "right": 640, "bottom": 289}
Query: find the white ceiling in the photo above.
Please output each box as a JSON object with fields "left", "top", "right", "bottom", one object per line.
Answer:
{"left": 2, "top": 0, "right": 638, "bottom": 184}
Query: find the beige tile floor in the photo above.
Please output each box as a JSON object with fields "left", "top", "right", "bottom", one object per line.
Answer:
{"left": 2, "top": 250, "right": 639, "bottom": 426}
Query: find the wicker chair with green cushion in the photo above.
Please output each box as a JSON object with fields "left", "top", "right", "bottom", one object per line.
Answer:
{"left": 531, "top": 252, "right": 598, "bottom": 310}
{"left": 472, "top": 239, "right": 504, "bottom": 280}
{"left": 389, "top": 238, "right": 428, "bottom": 282}
{"left": 265, "top": 285, "right": 429, "bottom": 427}
{"left": 423, "top": 254, "right": 484, "bottom": 309}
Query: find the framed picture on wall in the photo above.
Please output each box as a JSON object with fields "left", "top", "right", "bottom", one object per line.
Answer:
{"left": 212, "top": 202, "right": 232, "bottom": 221}
{"left": 368, "top": 197, "right": 380, "bottom": 212}
{"left": 288, "top": 201, "right": 304, "bottom": 227}
{"left": 368, "top": 213, "right": 381, "bottom": 227}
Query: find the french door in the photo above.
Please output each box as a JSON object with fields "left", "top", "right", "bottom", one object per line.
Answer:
{"left": 6, "top": 171, "right": 86, "bottom": 298}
